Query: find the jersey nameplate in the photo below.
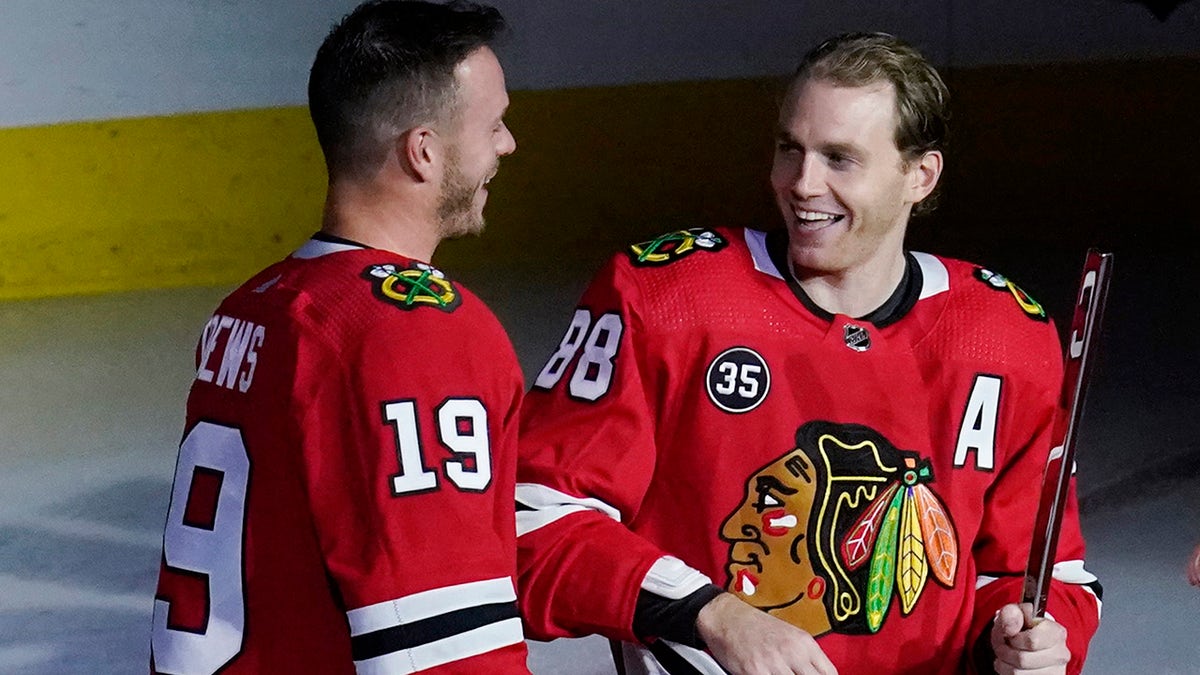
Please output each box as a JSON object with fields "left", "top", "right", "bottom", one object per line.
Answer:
{"left": 363, "top": 262, "right": 461, "bottom": 312}
{"left": 627, "top": 227, "right": 727, "bottom": 267}
{"left": 196, "top": 313, "right": 265, "bottom": 393}
{"left": 973, "top": 268, "right": 1047, "bottom": 322}
{"left": 705, "top": 347, "right": 770, "bottom": 413}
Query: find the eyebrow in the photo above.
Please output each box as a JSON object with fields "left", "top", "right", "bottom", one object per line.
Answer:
{"left": 775, "top": 130, "right": 864, "bottom": 157}
{"left": 820, "top": 141, "right": 862, "bottom": 159}
{"left": 775, "top": 130, "right": 801, "bottom": 146}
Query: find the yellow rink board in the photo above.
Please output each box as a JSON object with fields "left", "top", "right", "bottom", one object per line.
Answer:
{"left": 0, "top": 107, "right": 327, "bottom": 300}
{"left": 0, "top": 78, "right": 783, "bottom": 300}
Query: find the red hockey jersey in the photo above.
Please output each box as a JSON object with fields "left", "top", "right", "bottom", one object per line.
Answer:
{"left": 151, "top": 236, "right": 529, "bottom": 674}
{"left": 516, "top": 226, "right": 1100, "bottom": 674}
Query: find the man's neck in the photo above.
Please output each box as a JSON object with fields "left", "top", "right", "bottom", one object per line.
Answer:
{"left": 320, "top": 182, "right": 440, "bottom": 263}
{"left": 791, "top": 251, "right": 908, "bottom": 319}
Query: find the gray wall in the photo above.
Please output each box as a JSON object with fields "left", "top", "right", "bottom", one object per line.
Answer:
{"left": 1, "top": 0, "right": 1196, "bottom": 128}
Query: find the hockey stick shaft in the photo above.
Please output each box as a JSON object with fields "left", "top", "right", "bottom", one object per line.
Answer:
{"left": 1021, "top": 248, "right": 1113, "bottom": 619}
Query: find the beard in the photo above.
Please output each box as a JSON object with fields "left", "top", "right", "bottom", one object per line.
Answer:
{"left": 436, "top": 147, "right": 492, "bottom": 239}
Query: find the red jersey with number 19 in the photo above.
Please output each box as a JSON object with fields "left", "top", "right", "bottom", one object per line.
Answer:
{"left": 151, "top": 236, "right": 530, "bottom": 674}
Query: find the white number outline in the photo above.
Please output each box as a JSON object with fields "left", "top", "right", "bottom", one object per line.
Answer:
{"left": 152, "top": 421, "right": 249, "bottom": 675}
{"left": 385, "top": 397, "right": 493, "bottom": 495}
{"left": 532, "top": 309, "right": 624, "bottom": 402}
{"left": 533, "top": 309, "right": 592, "bottom": 391}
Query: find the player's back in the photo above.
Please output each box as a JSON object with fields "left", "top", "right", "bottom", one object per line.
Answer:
{"left": 152, "top": 238, "right": 529, "bottom": 674}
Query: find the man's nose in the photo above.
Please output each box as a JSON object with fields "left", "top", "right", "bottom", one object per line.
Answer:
{"left": 790, "top": 156, "right": 826, "bottom": 199}
{"left": 497, "top": 123, "right": 516, "bottom": 156}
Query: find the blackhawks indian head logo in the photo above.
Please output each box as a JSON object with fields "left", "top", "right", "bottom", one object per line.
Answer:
{"left": 363, "top": 262, "right": 461, "bottom": 312}
{"left": 627, "top": 227, "right": 726, "bottom": 266}
{"left": 719, "top": 421, "right": 959, "bottom": 636}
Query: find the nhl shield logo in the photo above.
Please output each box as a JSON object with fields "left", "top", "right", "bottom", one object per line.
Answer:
{"left": 843, "top": 323, "right": 871, "bottom": 352}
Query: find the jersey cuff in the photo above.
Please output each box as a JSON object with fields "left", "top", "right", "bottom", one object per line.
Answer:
{"left": 633, "top": 583, "right": 726, "bottom": 649}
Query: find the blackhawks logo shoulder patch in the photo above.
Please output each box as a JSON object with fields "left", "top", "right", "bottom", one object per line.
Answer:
{"left": 362, "top": 262, "right": 461, "bottom": 312}
{"left": 627, "top": 227, "right": 727, "bottom": 267}
{"left": 973, "top": 267, "right": 1047, "bottom": 322}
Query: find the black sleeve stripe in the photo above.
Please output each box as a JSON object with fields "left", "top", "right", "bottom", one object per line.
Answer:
{"left": 350, "top": 601, "right": 519, "bottom": 661}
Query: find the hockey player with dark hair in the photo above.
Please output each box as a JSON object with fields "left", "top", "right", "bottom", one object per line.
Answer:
{"left": 150, "top": 2, "right": 528, "bottom": 672}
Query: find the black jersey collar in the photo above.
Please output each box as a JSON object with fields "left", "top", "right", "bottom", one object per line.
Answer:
{"left": 764, "top": 227, "right": 921, "bottom": 328}
{"left": 291, "top": 230, "right": 372, "bottom": 259}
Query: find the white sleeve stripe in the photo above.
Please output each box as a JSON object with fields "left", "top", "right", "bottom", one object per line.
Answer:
{"left": 517, "top": 503, "right": 594, "bottom": 536}
{"left": 974, "top": 561, "right": 1102, "bottom": 617}
{"left": 974, "top": 560, "right": 1098, "bottom": 590}
{"left": 1051, "top": 559, "right": 1099, "bottom": 585}
{"left": 515, "top": 482, "right": 622, "bottom": 537}
{"left": 347, "top": 577, "right": 517, "bottom": 635}
{"left": 354, "top": 617, "right": 524, "bottom": 675}
{"left": 976, "top": 574, "right": 999, "bottom": 590}
{"left": 641, "top": 556, "right": 713, "bottom": 599}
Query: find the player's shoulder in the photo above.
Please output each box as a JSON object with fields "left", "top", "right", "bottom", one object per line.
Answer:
{"left": 230, "top": 244, "right": 491, "bottom": 338}
{"left": 582, "top": 226, "right": 774, "bottom": 333}
{"left": 599, "top": 225, "right": 753, "bottom": 289}
{"left": 616, "top": 225, "right": 742, "bottom": 270}
{"left": 931, "top": 253, "right": 1052, "bottom": 325}
{"left": 916, "top": 252, "right": 1061, "bottom": 368}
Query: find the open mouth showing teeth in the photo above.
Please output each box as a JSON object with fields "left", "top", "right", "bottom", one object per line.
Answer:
{"left": 795, "top": 209, "right": 843, "bottom": 224}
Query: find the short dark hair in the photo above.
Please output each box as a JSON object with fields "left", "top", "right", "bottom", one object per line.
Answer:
{"left": 308, "top": 0, "right": 506, "bottom": 179}
{"left": 792, "top": 32, "right": 949, "bottom": 214}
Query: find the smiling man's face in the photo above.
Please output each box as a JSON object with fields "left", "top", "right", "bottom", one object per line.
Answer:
{"left": 770, "top": 78, "right": 934, "bottom": 280}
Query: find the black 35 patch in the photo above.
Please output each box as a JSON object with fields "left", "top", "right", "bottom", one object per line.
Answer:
{"left": 973, "top": 268, "right": 1047, "bottom": 322}
{"left": 363, "top": 262, "right": 461, "bottom": 312}
{"left": 706, "top": 347, "right": 770, "bottom": 413}
{"left": 628, "top": 228, "right": 727, "bottom": 267}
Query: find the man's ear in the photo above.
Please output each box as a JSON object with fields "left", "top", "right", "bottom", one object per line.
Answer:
{"left": 908, "top": 150, "right": 943, "bottom": 203}
{"left": 400, "top": 127, "right": 440, "bottom": 183}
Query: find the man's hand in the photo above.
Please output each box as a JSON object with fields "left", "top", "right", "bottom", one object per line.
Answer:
{"left": 989, "top": 603, "right": 1070, "bottom": 675}
{"left": 695, "top": 593, "right": 837, "bottom": 675}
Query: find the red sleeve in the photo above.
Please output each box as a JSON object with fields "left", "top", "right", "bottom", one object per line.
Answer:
{"left": 967, "top": 324, "right": 1101, "bottom": 674}
{"left": 516, "top": 256, "right": 681, "bottom": 641}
